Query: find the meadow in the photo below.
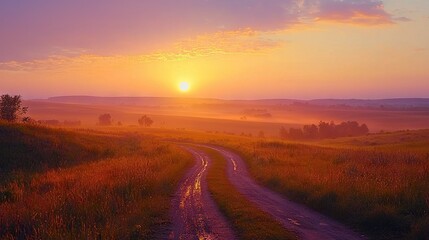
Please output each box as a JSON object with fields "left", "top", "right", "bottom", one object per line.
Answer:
{"left": 0, "top": 122, "right": 193, "bottom": 239}
{"left": 1, "top": 120, "right": 428, "bottom": 239}
{"left": 147, "top": 128, "right": 429, "bottom": 239}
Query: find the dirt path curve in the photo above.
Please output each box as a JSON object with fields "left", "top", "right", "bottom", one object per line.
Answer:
{"left": 168, "top": 146, "right": 237, "bottom": 240}
{"left": 206, "top": 145, "right": 367, "bottom": 240}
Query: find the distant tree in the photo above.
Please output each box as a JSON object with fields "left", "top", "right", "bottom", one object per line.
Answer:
{"left": 138, "top": 115, "right": 154, "bottom": 127}
{"left": 303, "top": 124, "right": 318, "bottom": 139}
{"left": 319, "top": 121, "right": 336, "bottom": 138}
{"left": 280, "top": 120, "right": 369, "bottom": 140}
{"left": 360, "top": 123, "right": 369, "bottom": 135}
{"left": 98, "top": 114, "right": 112, "bottom": 126}
{"left": 0, "top": 94, "right": 28, "bottom": 122}
{"left": 258, "top": 130, "right": 265, "bottom": 138}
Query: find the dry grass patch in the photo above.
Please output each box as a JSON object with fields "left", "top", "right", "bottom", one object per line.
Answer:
{"left": 0, "top": 123, "right": 193, "bottom": 239}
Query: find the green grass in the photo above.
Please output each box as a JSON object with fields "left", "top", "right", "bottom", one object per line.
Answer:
{"left": 202, "top": 146, "right": 297, "bottom": 240}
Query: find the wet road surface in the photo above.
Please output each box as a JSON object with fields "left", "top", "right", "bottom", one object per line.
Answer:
{"left": 169, "top": 146, "right": 237, "bottom": 240}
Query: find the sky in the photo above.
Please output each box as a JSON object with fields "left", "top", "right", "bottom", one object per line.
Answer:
{"left": 0, "top": 0, "right": 428, "bottom": 99}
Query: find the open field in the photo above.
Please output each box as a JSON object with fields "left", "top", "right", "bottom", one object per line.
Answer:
{"left": 1, "top": 116, "right": 429, "bottom": 239}
{"left": 0, "top": 122, "right": 193, "bottom": 239}
{"left": 24, "top": 97, "right": 429, "bottom": 136}
{"left": 144, "top": 128, "right": 429, "bottom": 239}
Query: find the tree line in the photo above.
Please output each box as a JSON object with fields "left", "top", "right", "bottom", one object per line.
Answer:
{"left": 280, "top": 121, "right": 369, "bottom": 139}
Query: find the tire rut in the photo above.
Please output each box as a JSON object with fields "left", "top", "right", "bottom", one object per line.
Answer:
{"left": 168, "top": 146, "right": 237, "bottom": 240}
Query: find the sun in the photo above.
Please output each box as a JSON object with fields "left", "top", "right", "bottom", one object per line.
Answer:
{"left": 179, "top": 82, "right": 190, "bottom": 92}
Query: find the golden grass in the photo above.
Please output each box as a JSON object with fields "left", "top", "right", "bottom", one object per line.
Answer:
{"left": 143, "top": 128, "right": 429, "bottom": 239}
{"left": 0, "top": 124, "right": 193, "bottom": 239}
{"left": 202, "top": 146, "right": 297, "bottom": 240}
{"left": 224, "top": 141, "right": 429, "bottom": 239}
{"left": 4, "top": 122, "right": 427, "bottom": 239}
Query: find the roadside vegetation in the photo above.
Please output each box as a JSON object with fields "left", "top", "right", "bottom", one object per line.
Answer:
{"left": 148, "top": 128, "right": 429, "bottom": 239}
{"left": 221, "top": 132, "right": 429, "bottom": 239}
{"left": 202, "top": 146, "right": 297, "bottom": 240}
{"left": 0, "top": 122, "right": 193, "bottom": 239}
{"left": 2, "top": 120, "right": 427, "bottom": 239}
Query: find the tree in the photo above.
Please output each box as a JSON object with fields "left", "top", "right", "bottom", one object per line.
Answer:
{"left": 359, "top": 123, "right": 369, "bottom": 135}
{"left": 318, "top": 121, "right": 336, "bottom": 138}
{"left": 303, "top": 124, "right": 318, "bottom": 139}
{"left": 0, "top": 94, "right": 28, "bottom": 122}
{"left": 98, "top": 113, "right": 112, "bottom": 126}
{"left": 138, "top": 115, "right": 154, "bottom": 127}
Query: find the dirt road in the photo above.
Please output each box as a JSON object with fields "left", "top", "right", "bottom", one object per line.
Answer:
{"left": 168, "top": 146, "right": 237, "bottom": 240}
{"left": 206, "top": 145, "right": 366, "bottom": 240}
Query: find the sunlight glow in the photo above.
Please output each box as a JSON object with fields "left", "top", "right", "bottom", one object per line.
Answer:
{"left": 179, "top": 82, "right": 190, "bottom": 92}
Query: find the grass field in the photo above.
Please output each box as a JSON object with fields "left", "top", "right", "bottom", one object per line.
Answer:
{"left": 1, "top": 122, "right": 428, "bottom": 239}
{"left": 213, "top": 133, "right": 429, "bottom": 239}
{"left": 202, "top": 146, "right": 297, "bottom": 240}
{"left": 147, "top": 128, "right": 429, "bottom": 239}
{"left": 0, "top": 122, "right": 193, "bottom": 239}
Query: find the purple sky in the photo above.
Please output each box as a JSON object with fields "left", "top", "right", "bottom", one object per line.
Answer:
{"left": 0, "top": 0, "right": 428, "bottom": 99}
{"left": 0, "top": 0, "right": 396, "bottom": 61}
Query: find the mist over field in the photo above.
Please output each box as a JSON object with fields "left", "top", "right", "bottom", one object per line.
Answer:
{"left": 1, "top": 0, "right": 429, "bottom": 239}
{"left": 24, "top": 96, "right": 429, "bottom": 135}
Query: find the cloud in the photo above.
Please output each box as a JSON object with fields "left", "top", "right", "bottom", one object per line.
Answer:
{"left": 0, "top": 0, "right": 405, "bottom": 65}
{"left": 313, "top": 0, "right": 394, "bottom": 25}
{"left": 0, "top": 29, "right": 283, "bottom": 71}
{"left": 392, "top": 16, "right": 412, "bottom": 22}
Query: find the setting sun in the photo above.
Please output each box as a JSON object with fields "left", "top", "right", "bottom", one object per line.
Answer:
{"left": 179, "top": 82, "right": 190, "bottom": 92}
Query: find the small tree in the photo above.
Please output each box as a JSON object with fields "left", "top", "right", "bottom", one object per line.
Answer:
{"left": 138, "top": 115, "right": 154, "bottom": 127}
{"left": 98, "top": 113, "right": 112, "bottom": 126}
{"left": 0, "top": 94, "right": 28, "bottom": 122}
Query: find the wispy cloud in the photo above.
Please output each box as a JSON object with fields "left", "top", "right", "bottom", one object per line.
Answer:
{"left": 0, "top": 29, "right": 283, "bottom": 71}
{"left": 313, "top": 0, "right": 394, "bottom": 25}
{"left": 0, "top": 0, "right": 406, "bottom": 70}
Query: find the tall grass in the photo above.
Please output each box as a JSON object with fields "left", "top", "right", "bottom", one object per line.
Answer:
{"left": 0, "top": 122, "right": 131, "bottom": 183}
{"left": 228, "top": 141, "right": 429, "bottom": 239}
{"left": 0, "top": 123, "right": 193, "bottom": 239}
{"left": 147, "top": 128, "right": 429, "bottom": 239}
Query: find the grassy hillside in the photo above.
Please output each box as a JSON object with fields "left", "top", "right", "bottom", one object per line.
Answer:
{"left": 0, "top": 123, "right": 193, "bottom": 239}
{"left": 0, "top": 122, "right": 128, "bottom": 178}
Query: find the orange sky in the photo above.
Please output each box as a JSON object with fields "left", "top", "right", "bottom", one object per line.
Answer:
{"left": 0, "top": 0, "right": 428, "bottom": 99}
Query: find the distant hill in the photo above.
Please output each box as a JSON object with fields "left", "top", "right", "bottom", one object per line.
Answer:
{"left": 39, "top": 96, "right": 429, "bottom": 108}
{"left": 308, "top": 98, "right": 429, "bottom": 108}
{"left": 44, "top": 96, "right": 226, "bottom": 106}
